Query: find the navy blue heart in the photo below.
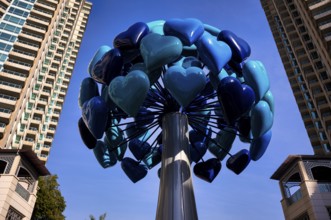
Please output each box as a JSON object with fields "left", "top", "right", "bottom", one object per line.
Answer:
{"left": 78, "top": 117, "right": 96, "bottom": 149}
{"left": 114, "top": 22, "right": 149, "bottom": 50}
{"left": 78, "top": 77, "right": 99, "bottom": 108}
{"left": 217, "top": 30, "right": 251, "bottom": 63}
{"left": 226, "top": 149, "right": 251, "bottom": 175}
{"left": 237, "top": 116, "right": 251, "bottom": 142}
{"left": 217, "top": 77, "right": 255, "bottom": 125}
{"left": 121, "top": 157, "right": 148, "bottom": 183}
{"left": 190, "top": 142, "right": 208, "bottom": 163}
{"left": 250, "top": 130, "right": 272, "bottom": 161}
{"left": 82, "top": 96, "right": 109, "bottom": 139}
{"left": 129, "top": 138, "right": 152, "bottom": 160}
{"left": 92, "top": 48, "right": 123, "bottom": 85}
{"left": 193, "top": 158, "right": 221, "bottom": 183}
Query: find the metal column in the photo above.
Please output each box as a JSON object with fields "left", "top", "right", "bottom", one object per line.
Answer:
{"left": 156, "top": 113, "right": 198, "bottom": 220}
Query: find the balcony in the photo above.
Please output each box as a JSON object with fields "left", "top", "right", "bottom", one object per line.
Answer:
{"left": 31, "top": 7, "right": 53, "bottom": 19}
{"left": 0, "top": 69, "right": 27, "bottom": 83}
{"left": 287, "top": 188, "right": 302, "bottom": 206}
{"left": 0, "top": 80, "right": 22, "bottom": 96}
{"left": 0, "top": 94, "right": 17, "bottom": 110}
{"left": 27, "top": 15, "right": 49, "bottom": 27}
{"left": 15, "top": 39, "right": 39, "bottom": 51}
{"left": 5, "top": 59, "right": 31, "bottom": 72}
{"left": 15, "top": 183, "right": 30, "bottom": 201}
{"left": 22, "top": 138, "right": 34, "bottom": 150}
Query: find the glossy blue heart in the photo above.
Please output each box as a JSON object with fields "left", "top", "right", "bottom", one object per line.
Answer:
{"left": 92, "top": 48, "right": 123, "bottom": 85}
{"left": 147, "top": 20, "right": 165, "bottom": 35}
{"left": 129, "top": 138, "right": 152, "bottom": 161}
{"left": 226, "top": 149, "right": 251, "bottom": 175}
{"left": 164, "top": 18, "right": 204, "bottom": 46}
{"left": 190, "top": 142, "right": 208, "bottom": 163}
{"left": 121, "top": 157, "right": 148, "bottom": 183}
{"left": 204, "top": 24, "right": 221, "bottom": 36}
{"left": 78, "top": 117, "right": 96, "bottom": 149}
{"left": 217, "top": 77, "right": 255, "bottom": 125}
{"left": 109, "top": 70, "right": 150, "bottom": 116}
{"left": 250, "top": 130, "right": 272, "bottom": 161}
{"left": 104, "top": 125, "right": 124, "bottom": 149}
{"left": 82, "top": 96, "right": 109, "bottom": 139}
{"left": 193, "top": 158, "right": 221, "bottom": 183}
{"left": 208, "top": 127, "right": 236, "bottom": 161}
{"left": 140, "top": 33, "right": 183, "bottom": 71}
{"left": 142, "top": 148, "right": 162, "bottom": 169}
{"left": 93, "top": 141, "right": 117, "bottom": 168}
{"left": 263, "top": 90, "right": 274, "bottom": 114}
{"left": 195, "top": 32, "right": 232, "bottom": 74}
{"left": 243, "top": 60, "right": 270, "bottom": 101}
{"left": 78, "top": 77, "right": 99, "bottom": 109}
{"left": 114, "top": 22, "right": 149, "bottom": 50}
{"left": 101, "top": 84, "right": 117, "bottom": 111}
{"left": 189, "top": 127, "right": 211, "bottom": 145}
{"left": 217, "top": 30, "right": 251, "bottom": 63}
{"left": 251, "top": 100, "right": 273, "bottom": 139}
{"left": 164, "top": 66, "right": 207, "bottom": 107}
{"left": 237, "top": 116, "right": 252, "bottom": 143}
{"left": 130, "top": 63, "right": 162, "bottom": 85}
{"left": 88, "top": 45, "right": 111, "bottom": 75}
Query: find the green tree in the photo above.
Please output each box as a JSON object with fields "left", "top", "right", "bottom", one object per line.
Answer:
{"left": 89, "top": 213, "right": 107, "bottom": 220}
{"left": 31, "top": 175, "right": 66, "bottom": 220}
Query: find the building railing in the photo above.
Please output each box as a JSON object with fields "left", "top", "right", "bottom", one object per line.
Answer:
{"left": 17, "top": 39, "right": 39, "bottom": 48}
{"left": 0, "top": 94, "right": 17, "bottom": 101}
{"left": 0, "top": 80, "right": 22, "bottom": 89}
{"left": 318, "top": 183, "right": 331, "bottom": 193}
{"left": 3, "top": 69, "right": 27, "bottom": 78}
{"left": 0, "top": 108, "right": 12, "bottom": 114}
{"left": 12, "top": 49, "right": 36, "bottom": 57}
{"left": 15, "top": 183, "right": 30, "bottom": 201}
{"left": 7, "top": 59, "right": 32, "bottom": 68}
{"left": 0, "top": 122, "right": 6, "bottom": 128}
{"left": 287, "top": 189, "right": 302, "bottom": 205}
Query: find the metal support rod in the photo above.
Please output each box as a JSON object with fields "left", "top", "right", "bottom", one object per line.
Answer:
{"left": 156, "top": 113, "right": 198, "bottom": 220}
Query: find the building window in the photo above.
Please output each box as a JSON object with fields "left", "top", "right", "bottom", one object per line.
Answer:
{"left": 5, "top": 206, "right": 24, "bottom": 220}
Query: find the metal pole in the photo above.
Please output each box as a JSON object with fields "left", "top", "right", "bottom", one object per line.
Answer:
{"left": 156, "top": 113, "right": 198, "bottom": 220}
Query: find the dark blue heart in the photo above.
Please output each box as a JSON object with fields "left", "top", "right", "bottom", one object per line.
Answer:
{"left": 200, "top": 79, "right": 215, "bottom": 97}
{"left": 101, "top": 84, "right": 117, "bottom": 111}
{"left": 227, "top": 60, "right": 243, "bottom": 77}
{"left": 142, "top": 148, "right": 162, "bottom": 169}
{"left": 121, "top": 157, "right": 148, "bottom": 183}
{"left": 217, "top": 30, "right": 251, "bottom": 63}
{"left": 78, "top": 117, "right": 96, "bottom": 149}
{"left": 129, "top": 138, "right": 152, "bottom": 160}
{"left": 193, "top": 158, "right": 221, "bottom": 183}
{"left": 189, "top": 127, "right": 212, "bottom": 146}
{"left": 82, "top": 96, "right": 109, "bottom": 139}
{"left": 114, "top": 22, "right": 149, "bottom": 50}
{"left": 92, "top": 48, "right": 123, "bottom": 85}
{"left": 237, "top": 116, "right": 251, "bottom": 142}
{"left": 78, "top": 77, "right": 99, "bottom": 108}
{"left": 164, "top": 18, "right": 204, "bottom": 46}
{"left": 250, "top": 130, "right": 272, "bottom": 161}
{"left": 190, "top": 142, "right": 208, "bottom": 163}
{"left": 226, "top": 149, "right": 251, "bottom": 175}
{"left": 93, "top": 141, "right": 117, "bottom": 168}
{"left": 217, "top": 77, "right": 255, "bottom": 125}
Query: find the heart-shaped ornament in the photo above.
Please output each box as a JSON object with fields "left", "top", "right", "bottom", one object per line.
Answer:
{"left": 251, "top": 100, "right": 273, "bottom": 139}
{"left": 190, "top": 142, "right": 208, "bottom": 163}
{"left": 195, "top": 32, "right": 232, "bottom": 74}
{"left": 250, "top": 130, "right": 272, "bottom": 161}
{"left": 93, "top": 141, "right": 117, "bottom": 168}
{"left": 78, "top": 77, "right": 99, "bottom": 109}
{"left": 78, "top": 117, "right": 97, "bottom": 149}
{"left": 226, "top": 149, "right": 251, "bottom": 175}
{"left": 262, "top": 90, "right": 274, "bottom": 114}
{"left": 147, "top": 20, "right": 165, "bottom": 35}
{"left": 104, "top": 126, "right": 124, "bottom": 149}
{"left": 208, "top": 127, "right": 236, "bottom": 161}
{"left": 164, "top": 18, "right": 204, "bottom": 46}
{"left": 217, "top": 77, "right": 255, "bottom": 125}
{"left": 193, "top": 158, "right": 221, "bottom": 183}
{"left": 217, "top": 30, "right": 251, "bottom": 63}
{"left": 82, "top": 96, "right": 109, "bottom": 139}
{"left": 88, "top": 45, "right": 111, "bottom": 75}
{"left": 109, "top": 70, "right": 150, "bottom": 116}
{"left": 164, "top": 66, "right": 207, "bottom": 107}
{"left": 140, "top": 33, "right": 183, "bottom": 71}
{"left": 129, "top": 138, "right": 152, "bottom": 161}
{"left": 121, "top": 157, "right": 148, "bottom": 183}
{"left": 114, "top": 22, "right": 149, "bottom": 50}
{"left": 142, "top": 148, "right": 162, "bottom": 169}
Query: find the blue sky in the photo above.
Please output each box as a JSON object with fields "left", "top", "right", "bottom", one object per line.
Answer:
{"left": 47, "top": 0, "right": 313, "bottom": 219}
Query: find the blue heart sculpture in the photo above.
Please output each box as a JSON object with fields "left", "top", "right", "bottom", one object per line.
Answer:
{"left": 147, "top": 20, "right": 165, "bottom": 35}
{"left": 195, "top": 32, "right": 232, "bottom": 74}
{"left": 208, "top": 127, "right": 236, "bottom": 161}
{"left": 190, "top": 142, "right": 208, "bottom": 163}
{"left": 92, "top": 48, "right": 124, "bottom": 85}
{"left": 142, "top": 148, "right": 162, "bottom": 169}
{"left": 263, "top": 90, "right": 275, "bottom": 114}
{"left": 250, "top": 130, "right": 272, "bottom": 161}
{"left": 104, "top": 125, "right": 124, "bottom": 149}
{"left": 78, "top": 117, "right": 97, "bottom": 149}
{"left": 121, "top": 157, "right": 148, "bottom": 183}
{"left": 114, "top": 22, "right": 149, "bottom": 50}
{"left": 204, "top": 24, "right": 221, "bottom": 36}
{"left": 164, "top": 18, "right": 204, "bottom": 46}
{"left": 226, "top": 149, "right": 251, "bottom": 175}
{"left": 217, "top": 30, "right": 251, "bottom": 63}
{"left": 101, "top": 85, "right": 117, "bottom": 111}
{"left": 88, "top": 45, "right": 111, "bottom": 75}
{"left": 93, "top": 141, "right": 117, "bottom": 168}
{"left": 109, "top": 70, "right": 150, "bottom": 116}
{"left": 251, "top": 100, "right": 273, "bottom": 139}
{"left": 217, "top": 77, "right": 255, "bottom": 125}
{"left": 129, "top": 138, "right": 152, "bottom": 161}
{"left": 78, "top": 77, "right": 99, "bottom": 109}
{"left": 243, "top": 60, "right": 270, "bottom": 101}
{"left": 164, "top": 66, "right": 207, "bottom": 107}
{"left": 82, "top": 96, "right": 109, "bottom": 139}
{"left": 193, "top": 158, "right": 221, "bottom": 183}
{"left": 140, "top": 33, "right": 183, "bottom": 71}
{"left": 130, "top": 63, "right": 162, "bottom": 85}
{"left": 237, "top": 116, "right": 252, "bottom": 142}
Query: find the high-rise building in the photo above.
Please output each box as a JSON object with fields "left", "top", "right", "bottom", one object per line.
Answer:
{"left": 0, "top": 0, "right": 92, "bottom": 164}
{"left": 261, "top": 0, "right": 331, "bottom": 219}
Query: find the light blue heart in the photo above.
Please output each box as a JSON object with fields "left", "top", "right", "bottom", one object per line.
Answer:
{"left": 109, "top": 70, "right": 150, "bottom": 116}
{"left": 263, "top": 90, "right": 274, "bottom": 114}
{"left": 88, "top": 45, "right": 111, "bottom": 75}
{"left": 251, "top": 100, "right": 273, "bottom": 139}
{"left": 164, "top": 66, "right": 207, "bottom": 107}
{"left": 147, "top": 20, "right": 165, "bottom": 35}
{"left": 250, "top": 130, "right": 272, "bottom": 161}
{"left": 243, "top": 60, "right": 270, "bottom": 101}
{"left": 195, "top": 32, "right": 232, "bottom": 74}
{"left": 140, "top": 33, "right": 183, "bottom": 71}
{"left": 204, "top": 24, "right": 221, "bottom": 36}
{"left": 208, "top": 127, "right": 236, "bottom": 161}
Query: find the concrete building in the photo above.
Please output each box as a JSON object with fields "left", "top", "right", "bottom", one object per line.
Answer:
{"left": 261, "top": 0, "right": 331, "bottom": 219}
{"left": 0, "top": 0, "right": 92, "bottom": 164}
